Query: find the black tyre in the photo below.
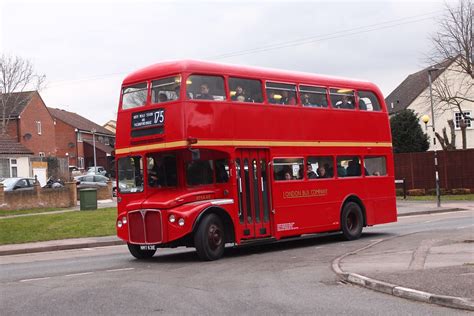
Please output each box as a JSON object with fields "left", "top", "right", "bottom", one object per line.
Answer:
{"left": 194, "top": 214, "right": 225, "bottom": 261}
{"left": 341, "top": 202, "right": 364, "bottom": 240}
{"left": 127, "top": 243, "right": 156, "bottom": 259}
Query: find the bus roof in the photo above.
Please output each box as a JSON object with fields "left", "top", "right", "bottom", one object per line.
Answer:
{"left": 122, "top": 59, "right": 381, "bottom": 94}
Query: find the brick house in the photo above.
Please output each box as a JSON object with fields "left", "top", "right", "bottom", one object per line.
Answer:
{"left": 47, "top": 108, "right": 115, "bottom": 174}
{"left": 2, "top": 91, "right": 56, "bottom": 157}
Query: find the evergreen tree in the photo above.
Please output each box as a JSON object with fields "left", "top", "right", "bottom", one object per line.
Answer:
{"left": 390, "top": 109, "right": 430, "bottom": 153}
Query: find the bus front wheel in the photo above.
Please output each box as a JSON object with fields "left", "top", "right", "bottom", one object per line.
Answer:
{"left": 127, "top": 243, "right": 156, "bottom": 259}
{"left": 341, "top": 202, "right": 363, "bottom": 240}
{"left": 194, "top": 214, "right": 225, "bottom": 261}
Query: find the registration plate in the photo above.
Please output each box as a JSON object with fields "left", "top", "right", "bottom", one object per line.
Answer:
{"left": 140, "top": 245, "right": 156, "bottom": 251}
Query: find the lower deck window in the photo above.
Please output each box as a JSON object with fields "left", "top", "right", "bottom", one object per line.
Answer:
{"left": 337, "top": 156, "right": 364, "bottom": 177}
{"left": 364, "top": 156, "right": 387, "bottom": 176}
{"left": 273, "top": 158, "right": 304, "bottom": 180}
{"left": 307, "top": 156, "right": 333, "bottom": 179}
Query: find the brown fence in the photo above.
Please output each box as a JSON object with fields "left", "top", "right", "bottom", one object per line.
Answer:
{"left": 394, "top": 149, "right": 474, "bottom": 191}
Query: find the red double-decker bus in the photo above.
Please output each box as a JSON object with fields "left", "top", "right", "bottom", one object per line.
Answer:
{"left": 115, "top": 60, "right": 396, "bottom": 260}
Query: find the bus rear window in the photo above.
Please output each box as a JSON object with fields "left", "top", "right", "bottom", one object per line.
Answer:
{"left": 151, "top": 76, "right": 181, "bottom": 104}
{"left": 122, "top": 83, "right": 148, "bottom": 109}
{"left": 118, "top": 156, "right": 144, "bottom": 193}
{"left": 358, "top": 91, "right": 381, "bottom": 111}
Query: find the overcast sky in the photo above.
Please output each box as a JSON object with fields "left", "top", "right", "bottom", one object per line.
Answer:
{"left": 1, "top": 0, "right": 448, "bottom": 125}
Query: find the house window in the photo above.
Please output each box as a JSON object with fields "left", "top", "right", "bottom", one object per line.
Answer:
{"left": 36, "top": 121, "right": 42, "bottom": 135}
{"left": 10, "top": 158, "right": 18, "bottom": 177}
{"left": 454, "top": 112, "right": 472, "bottom": 129}
{"left": 104, "top": 137, "right": 110, "bottom": 145}
{"left": 77, "top": 132, "right": 82, "bottom": 142}
{"left": 39, "top": 152, "right": 45, "bottom": 157}
{"left": 0, "top": 159, "right": 10, "bottom": 178}
{"left": 78, "top": 157, "right": 85, "bottom": 169}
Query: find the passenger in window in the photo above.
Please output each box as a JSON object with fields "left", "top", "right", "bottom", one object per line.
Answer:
{"left": 302, "top": 94, "right": 312, "bottom": 106}
{"left": 268, "top": 90, "right": 278, "bottom": 104}
{"left": 346, "top": 158, "right": 361, "bottom": 176}
{"left": 307, "top": 164, "right": 317, "bottom": 179}
{"left": 158, "top": 93, "right": 168, "bottom": 103}
{"left": 196, "top": 83, "right": 213, "bottom": 100}
{"left": 284, "top": 172, "right": 292, "bottom": 180}
{"left": 335, "top": 95, "right": 353, "bottom": 109}
{"left": 317, "top": 166, "right": 327, "bottom": 178}
{"left": 173, "top": 86, "right": 180, "bottom": 99}
{"left": 337, "top": 163, "right": 346, "bottom": 177}
{"left": 280, "top": 91, "right": 296, "bottom": 105}
{"left": 232, "top": 85, "right": 247, "bottom": 102}
{"left": 324, "top": 163, "right": 333, "bottom": 177}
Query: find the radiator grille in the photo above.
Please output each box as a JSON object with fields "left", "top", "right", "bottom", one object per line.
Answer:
{"left": 128, "top": 210, "right": 163, "bottom": 244}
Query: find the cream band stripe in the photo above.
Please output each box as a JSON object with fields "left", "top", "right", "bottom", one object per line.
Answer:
{"left": 115, "top": 139, "right": 392, "bottom": 155}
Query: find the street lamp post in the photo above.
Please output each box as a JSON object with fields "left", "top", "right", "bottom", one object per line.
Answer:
{"left": 92, "top": 129, "right": 97, "bottom": 170}
{"left": 65, "top": 152, "right": 70, "bottom": 181}
{"left": 428, "top": 67, "right": 441, "bottom": 208}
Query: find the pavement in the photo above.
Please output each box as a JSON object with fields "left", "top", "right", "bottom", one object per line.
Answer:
{"left": 1, "top": 198, "right": 473, "bottom": 310}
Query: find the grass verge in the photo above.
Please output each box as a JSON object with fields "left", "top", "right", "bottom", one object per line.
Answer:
{"left": 397, "top": 194, "right": 474, "bottom": 201}
{"left": 0, "top": 208, "right": 68, "bottom": 217}
{"left": 0, "top": 207, "right": 116, "bottom": 245}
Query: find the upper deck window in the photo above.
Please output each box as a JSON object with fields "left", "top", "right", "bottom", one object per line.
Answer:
{"left": 300, "top": 86, "right": 328, "bottom": 108}
{"left": 266, "top": 82, "right": 297, "bottom": 105}
{"left": 122, "top": 83, "right": 148, "bottom": 109}
{"left": 229, "top": 77, "right": 263, "bottom": 103}
{"left": 358, "top": 91, "right": 382, "bottom": 111}
{"left": 186, "top": 75, "right": 226, "bottom": 101}
{"left": 330, "top": 88, "right": 355, "bottom": 110}
{"left": 151, "top": 76, "right": 181, "bottom": 104}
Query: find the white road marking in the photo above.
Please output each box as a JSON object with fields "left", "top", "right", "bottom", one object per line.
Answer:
{"left": 106, "top": 268, "right": 135, "bottom": 272}
{"left": 65, "top": 272, "right": 94, "bottom": 277}
{"left": 20, "top": 277, "right": 51, "bottom": 282}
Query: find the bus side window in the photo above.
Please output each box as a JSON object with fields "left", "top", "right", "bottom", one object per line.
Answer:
{"left": 186, "top": 75, "right": 226, "bottom": 101}
{"left": 330, "top": 88, "right": 355, "bottom": 110}
{"left": 273, "top": 158, "right": 304, "bottom": 180}
{"left": 358, "top": 91, "right": 382, "bottom": 111}
{"left": 300, "top": 85, "right": 328, "bottom": 108}
{"left": 307, "top": 156, "right": 333, "bottom": 179}
{"left": 364, "top": 156, "right": 387, "bottom": 176}
{"left": 229, "top": 77, "right": 263, "bottom": 103}
{"left": 266, "top": 82, "right": 297, "bottom": 105}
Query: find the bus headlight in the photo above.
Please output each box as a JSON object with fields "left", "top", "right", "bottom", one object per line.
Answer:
{"left": 169, "top": 215, "right": 176, "bottom": 223}
{"left": 117, "top": 220, "right": 123, "bottom": 228}
{"left": 178, "top": 218, "right": 185, "bottom": 226}
{"left": 122, "top": 216, "right": 127, "bottom": 224}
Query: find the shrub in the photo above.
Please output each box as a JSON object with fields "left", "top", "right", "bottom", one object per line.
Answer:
{"left": 408, "top": 189, "right": 426, "bottom": 196}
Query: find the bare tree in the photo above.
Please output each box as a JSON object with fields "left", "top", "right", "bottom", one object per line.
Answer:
{"left": 428, "top": 0, "right": 473, "bottom": 150}
{"left": 0, "top": 54, "right": 45, "bottom": 135}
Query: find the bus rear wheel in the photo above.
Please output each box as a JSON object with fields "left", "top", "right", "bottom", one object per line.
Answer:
{"left": 194, "top": 214, "right": 225, "bottom": 261}
{"left": 127, "top": 243, "right": 156, "bottom": 259}
{"left": 341, "top": 202, "right": 363, "bottom": 240}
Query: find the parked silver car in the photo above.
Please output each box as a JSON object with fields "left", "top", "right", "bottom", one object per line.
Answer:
{"left": 75, "top": 174, "right": 109, "bottom": 189}
{"left": 1, "top": 177, "right": 36, "bottom": 192}
{"left": 86, "top": 166, "right": 107, "bottom": 176}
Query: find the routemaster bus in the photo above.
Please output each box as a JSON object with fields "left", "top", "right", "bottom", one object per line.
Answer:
{"left": 115, "top": 60, "right": 396, "bottom": 261}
